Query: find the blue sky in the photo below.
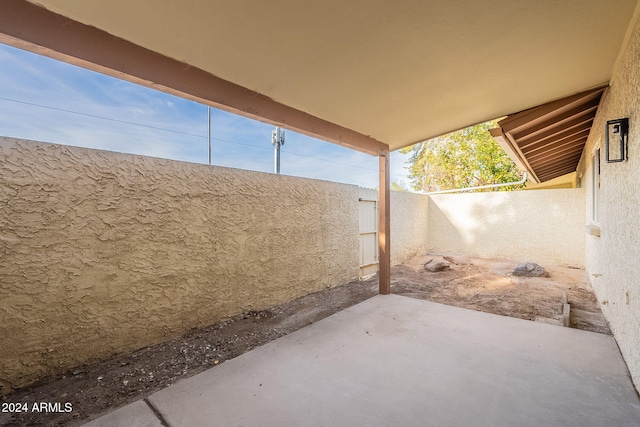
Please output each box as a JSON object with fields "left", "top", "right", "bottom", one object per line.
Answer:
{"left": 0, "top": 43, "right": 414, "bottom": 189}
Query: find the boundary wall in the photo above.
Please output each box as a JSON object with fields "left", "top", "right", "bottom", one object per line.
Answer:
{"left": 0, "top": 137, "right": 586, "bottom": 393}
{"left": 0, "top": 138, "right": 359, "bottom": 392}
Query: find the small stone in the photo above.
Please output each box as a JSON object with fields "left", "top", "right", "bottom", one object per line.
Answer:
{"left": 512, "top": 262, "right": 548, "bottom": 277}
{"left": 97, "top": 376, "right": 103, "bottom": 381}
{"left": 123, "top": 380, "right": 129, "bottom": 386}
{"left": 424, "top": 259, "right": 451, "bottom": 272}
{"left": 443, "top": 256, "right": 473, "bottom": 265}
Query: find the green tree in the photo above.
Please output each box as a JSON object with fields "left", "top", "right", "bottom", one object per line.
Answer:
{"left": 391, "top": 180, "right": 409, "bottom": 192}
{"left": 401, "top": 120, "right": 523, "bottom": 192}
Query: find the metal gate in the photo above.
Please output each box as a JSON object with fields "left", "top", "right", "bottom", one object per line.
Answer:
{"left": 359, "top": 187, "right": 379, "bottom": 278}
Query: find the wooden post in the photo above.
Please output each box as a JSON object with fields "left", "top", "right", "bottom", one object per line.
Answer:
{"left": 378, "top": 152, "right": 391, "bottom": 294}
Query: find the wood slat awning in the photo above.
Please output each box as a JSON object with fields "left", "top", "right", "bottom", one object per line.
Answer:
{"left": 490, "top": 86, "right": 607, "bottom": 183}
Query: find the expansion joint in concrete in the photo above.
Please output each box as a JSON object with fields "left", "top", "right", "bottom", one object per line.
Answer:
{"left": 144, "top": 398, "right": 172, "bottom": 427}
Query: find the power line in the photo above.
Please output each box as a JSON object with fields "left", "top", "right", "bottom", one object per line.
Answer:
{"left": 212, "top": 141, "right": 408, "bottom": 180}
{"left": 212, "top": 137, "right": 272, "bottom": 152}
{"left": 0, "top": 96, "right": 205, "bottom": 139}
{"left": 0, "top": 95, "right": 409, "bottom": 180}
{"left": 282, "top": 149, "right": 377, "bottom": 173}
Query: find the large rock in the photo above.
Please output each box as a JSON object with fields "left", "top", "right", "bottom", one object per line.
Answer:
{"left": 424, "top": 259, "right": 451, "bottom": 272}
{"left": 512, "top": 262, "right": 548, "bottom": 277}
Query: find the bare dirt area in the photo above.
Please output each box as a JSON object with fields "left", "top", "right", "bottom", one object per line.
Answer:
{"left": 391, "top": 254, "right": 610, "bottom": 335}
{"left": 1, "top": 281, "right": 378, "bottom": 427}
{"left": 1, "top": 254, "right": 608, "bottom": 426}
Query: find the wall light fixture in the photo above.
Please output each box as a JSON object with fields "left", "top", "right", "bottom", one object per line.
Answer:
{"left": 605, "top": 118, "right": 629, "bottom": 162}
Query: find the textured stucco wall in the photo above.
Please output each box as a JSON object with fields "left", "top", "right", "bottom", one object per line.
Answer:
{"left": 390, "top": 191, "right": 429, "bottom": 266}
{"left": 578, "top": 11, "right": 640, "bottom": 391}
{"left": 0, "top": 138, "right": 359, "bottom": 393}
{"left": 427, "top": 190, "right": 585, "bottom": 267}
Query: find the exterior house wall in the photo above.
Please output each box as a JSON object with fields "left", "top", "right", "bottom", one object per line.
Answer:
{"left": 427, "top": 190, "right": 585, "bottom": 267}
{"left": 0, "top": 137, "right": 360, "bottom": 393}
{"left": 577, "top": 11, "right": 640, "bottom": 390}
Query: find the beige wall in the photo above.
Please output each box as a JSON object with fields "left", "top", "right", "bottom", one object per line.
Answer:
{"left": 0, "top": 138, "right": 359, "bottom": 393}
{"left": 390, "top": 191, "right": 429, "bottom": 266}
{"left": 577, "top": 9, "right": 640, "bottom": 391}
{"left": 0, "top": 136, "right": 598, "bottom": 394}
{"left": 427, "top": 190, "right": 585, "bottom": 267}
{"left": 390, "top": 188, "right": 586, "bottom": 268}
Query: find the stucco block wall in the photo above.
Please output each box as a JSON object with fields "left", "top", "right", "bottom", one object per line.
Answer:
{"left": 0, "top": 138, "right": 359, "bottom": 393}
{"left": 427, "top": 190, "right": 585, "bottom": 267}
{"left": 578, "top": 11, "right": 640, "bottom": 391}
{"left": 390, "top": 191, "right": 429, "bottom": 266}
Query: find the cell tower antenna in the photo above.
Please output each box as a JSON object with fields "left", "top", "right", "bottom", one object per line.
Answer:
{"left": 272, "top": 127, "right": 285, "bottom": 174}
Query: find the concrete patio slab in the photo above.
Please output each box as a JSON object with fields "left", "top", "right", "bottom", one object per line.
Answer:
{"left": 81, "top": 400, "right": 164, "bottom": 427}
{"left": 86, "top": 295, "right": 640, "bottom": 426}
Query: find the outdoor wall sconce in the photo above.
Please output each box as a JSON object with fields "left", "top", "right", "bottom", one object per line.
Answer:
{"left": 605, "top": 118, "right": 629, "bottom": 162}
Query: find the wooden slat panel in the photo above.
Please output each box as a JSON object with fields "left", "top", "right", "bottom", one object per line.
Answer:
{"left": 538, "top": 166, "right": 577, "bottom": 181}
{"left": 517, "top": 114, "right": 594, "bottom": 147}
{"left": 527, "top": 142, "right": 586, "bottom": 164}
{"left": 359, "top": 200, "right": 377, "bottom": 234}
{"left": 358, "top": 187, "right": 379, "bottom": 279}
{"left": 518, "top": 121, "right": 593, "bottom": 151}
{"left": 500, "top": 87, "right": 604, "bottom": 134}
{"left": 492, "top": 86, "right": 606, "bottom": 182}
{"left": 533, "top": 155, "right": 583, "bottom": 174}
{"left": 521, "top": 129, "right": 590, "bottom": 156}
{"left": 511, "top": 100, "right": 599, "bottom": 142}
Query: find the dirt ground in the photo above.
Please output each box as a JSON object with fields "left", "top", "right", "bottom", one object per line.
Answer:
{"left": 1, "top": 254, "right": 609, "bottom": 426}
{"left": 392, "top": 255, "right": 609, "bottom": 334}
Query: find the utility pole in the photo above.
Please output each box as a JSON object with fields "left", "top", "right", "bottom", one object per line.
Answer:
{"left": 207, "top": 106, "right": 211, "bottom": 165}
{"left": 272, "top": 127, "right": 285, "bottom": 174}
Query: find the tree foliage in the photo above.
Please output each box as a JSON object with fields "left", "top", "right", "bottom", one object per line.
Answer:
{"left": 391, "top": 180, "right": 409, "bottom": 192}
{"left": 401, "top": 120, "right": 523, "bottom": 192}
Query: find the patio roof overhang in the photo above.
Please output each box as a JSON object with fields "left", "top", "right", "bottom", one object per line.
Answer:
{"left": 489, "top": 87, "right": 607, "bottom": 183}
{"left": 0, "top": 0, "right": 637, "bottom": 154}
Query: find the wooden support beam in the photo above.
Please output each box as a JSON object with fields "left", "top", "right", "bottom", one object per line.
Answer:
{"left": 0, "top": 0, "right": 388, "bottom": 156}
{"left": 378, "top": 152, "right": 391, "bottom": 295}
